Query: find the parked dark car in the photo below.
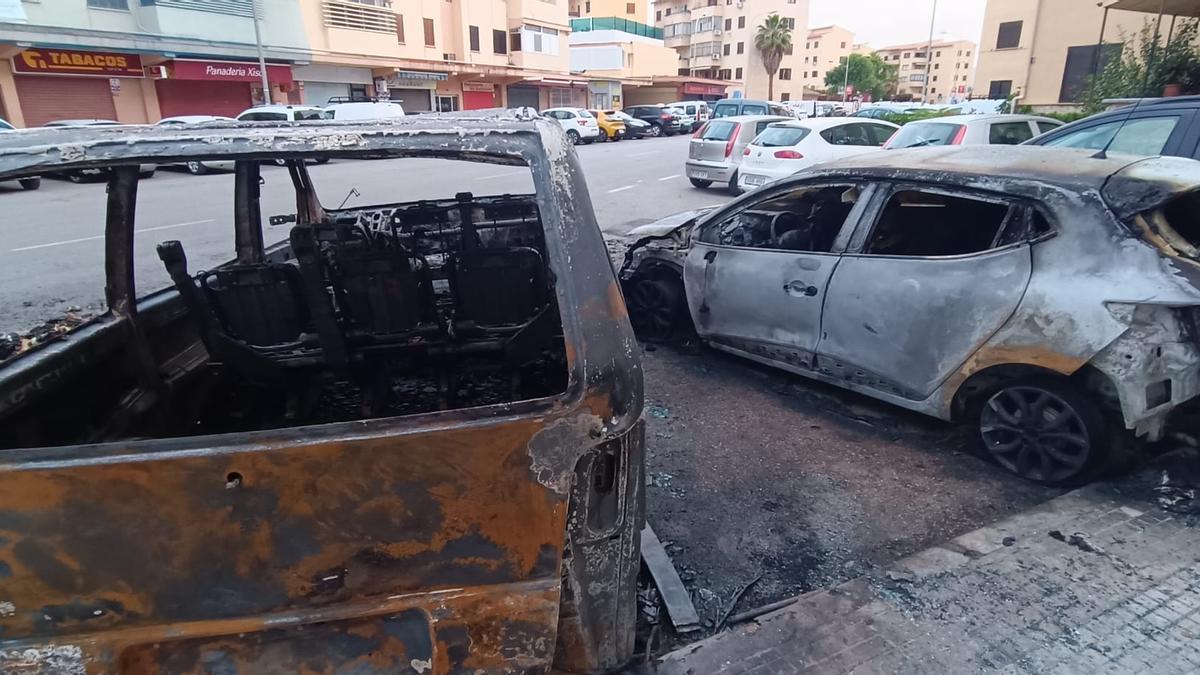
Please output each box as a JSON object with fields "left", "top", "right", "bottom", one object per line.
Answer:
{"left": 623, "top": 105, "right": 683, "bottom": 137}
{"left": 1024, "top": 95, "right": 1200, "bottom": 159}
{"left": 622, "top": 145, "right": 1200, "bottom": 486}
{"left": 612, "top": 110, "right": 651, "bottom": 138}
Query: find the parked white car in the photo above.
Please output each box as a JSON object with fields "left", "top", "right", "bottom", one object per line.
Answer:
{"left": 541, "top": 107, "right": 601, "bottom": 144}
{"left": 737, "top": 118, "right": 899, "bottom": 191}
{"left": 885, "top": 114, "right": 1064, "bottom": 149}
{"left": 323, "top": 101, "right": 406, "bottom": 120}
{"left": 665, "top": 106, "right": 698, "bottom": 132}
{"left": 665, "top": 101, "right": 708, "bottom": 130}
{"left": 155, "top": 115, "right": 236, "bottom": 174}
{"left": 235, "top": 105, "right": 329, "bottom": 122}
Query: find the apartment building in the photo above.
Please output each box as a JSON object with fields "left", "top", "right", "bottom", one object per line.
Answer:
{"left": 875, "top": 39, "right": 976, "bottom": 103}
{"left": 568, "top": 0, "right": 686, "bottom": 107}
{"left": 797, "top": 25, "right": 855, "bottom": 97}
{"left": 974, "top": 0, "right": 1163, "bottom": 109}
{"left": 653, "top": 0, "right": 811, "bottom": 101}
{"left": 0, "top": 0, "right": 585, "bottom": 128}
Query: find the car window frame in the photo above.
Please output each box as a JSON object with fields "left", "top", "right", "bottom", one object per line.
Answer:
{"left": 1032, "top": 109, "right": 1196, "bottom": 157}
{"left": 845, "top": 182, "right": 1049, "bottom": 259}
{"left": 692, "top": 179, "right": 878, "bottom": 255}
{"left": 988, "top": 120, "right": 1037, "bottom": 145}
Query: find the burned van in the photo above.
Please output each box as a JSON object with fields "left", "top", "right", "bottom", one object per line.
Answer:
{"left": 0, "top": 115, "right": 643, "bottom": 673}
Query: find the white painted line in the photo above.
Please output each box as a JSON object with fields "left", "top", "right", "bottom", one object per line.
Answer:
{"left": 658, "top": 174, "right": 681, "bottom": 181}
{"left": 628, "top": 151, "right": 657, "bottom": 158}
{"left": 12, "top": 219, "right": 215, "bottom": 252}
{"left": 608, "top": 185, "right": 636, "bottom": 194}
{"left": 476, "top": 172, "right": 518, "bottom": 180}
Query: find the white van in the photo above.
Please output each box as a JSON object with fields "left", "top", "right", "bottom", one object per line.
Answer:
{"left": 664, "top": 100, "right": 710, "bottom": 130}
{"left": 236, "top": 105, "right": 329, "bottom": 122}
{"left": 323, "top": 101, "right": 406, "bottom": 121}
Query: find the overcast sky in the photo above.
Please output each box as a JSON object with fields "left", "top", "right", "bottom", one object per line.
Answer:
{"left": 808, "top": 0, "right": 987, "bottom": 48}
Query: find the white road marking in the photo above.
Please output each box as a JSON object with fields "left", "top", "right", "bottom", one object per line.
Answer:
{"left": 628, "top": 151, "right": 657, "bottom": 158}
{"left": 658, "top": 174, "right": 681, "bottom": 181}
{"left": 11, "top": 219, "right": 215, "bottom": 252}
{"left": 608, "top": 185, "right": 636, "bottom": 193}
{"left": 476, "top": 172, "right": 519, "bottom": 180}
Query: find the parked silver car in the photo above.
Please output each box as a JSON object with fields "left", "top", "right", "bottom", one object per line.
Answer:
{"left": 621, "top": 146, "right": 1200, "bottom": 485}
{"left": 686, "top": 114, "right": 791, "bottom": 193}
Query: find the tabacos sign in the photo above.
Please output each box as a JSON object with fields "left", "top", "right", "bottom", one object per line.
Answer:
{"left": 14, "top": 48, "right": 144, "bottom": 77}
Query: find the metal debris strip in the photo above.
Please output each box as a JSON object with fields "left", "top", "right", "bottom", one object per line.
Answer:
{"left": 641, "top": 525, "right": 702, "bottom": 633}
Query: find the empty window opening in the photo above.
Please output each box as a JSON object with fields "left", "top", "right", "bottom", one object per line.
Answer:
{"left": 699, "top": 184, "right": 860, "bottom": 253}
{"left": 0, "top": 157, "right": 568, "bottom": 450}
{"left": 865, "top": 190, "right": 1014, "bottom": 257}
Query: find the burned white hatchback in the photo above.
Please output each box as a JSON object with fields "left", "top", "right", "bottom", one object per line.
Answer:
{"left": 621, "top": 146, "right": 1200, "bottom": 485}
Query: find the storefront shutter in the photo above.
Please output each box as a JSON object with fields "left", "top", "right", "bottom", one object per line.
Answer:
{"left": 389, "top": 88, "right": 433, "bottom": 112}
{"left": 16, "top": 76, "right": 116, "bottom": 127}
{"left": 154, "top": 79, "right": 254, "bottom": 119}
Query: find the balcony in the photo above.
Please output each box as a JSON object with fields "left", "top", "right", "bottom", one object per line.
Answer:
{"left": 665, "top": 33, "right": 692, "bottom": 48}
{"left": 569, "top": 17, "right": 664, "bottom": 39}
{"left": 323, "top": 0, "right": 396, "bottom": 33}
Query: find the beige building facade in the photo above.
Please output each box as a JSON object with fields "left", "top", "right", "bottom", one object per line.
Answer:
{"left": 797, "top": 25, "right": 856, "bottom": 96}
{"left": 875, "top": 39, "right": 976, "bottom": 103}
{"left": 654, "top": 0, "right": 812, "bottom": 100}
{"left": 974, "top": 0, "right": 1161, "bottom": 109}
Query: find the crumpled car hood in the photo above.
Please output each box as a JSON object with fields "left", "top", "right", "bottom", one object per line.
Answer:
{"left": 626, "top": 208, "right": 715, "bottom": 239}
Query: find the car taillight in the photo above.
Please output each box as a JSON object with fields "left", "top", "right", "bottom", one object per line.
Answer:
{"left": 579, "top": 118, "right": 591, "bottom": 125}
{"left": 743, "top": 146, "right": 752, "bottom": 156}
{"left": 661, "top": 113, "right": 672, "bottom": 120}
{"left": 724, "top": 124, "right": 742, "bottom": 158}
{"left": 774, "top": 150, "right": 804, "bottom": 159}
{"left": 950, "top": 124, "right": 968, "bottom": 145}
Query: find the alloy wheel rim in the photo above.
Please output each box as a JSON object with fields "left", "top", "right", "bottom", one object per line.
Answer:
{"left": 630, "top": 280, "right": 675, "bottom": 338}
{"left": 980, "top": 387, "right": 1091, "bottom": 482}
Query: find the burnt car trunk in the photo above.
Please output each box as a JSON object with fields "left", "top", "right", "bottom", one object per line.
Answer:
{"left": 0, "top": 118, "right": 643, "bottom": 674}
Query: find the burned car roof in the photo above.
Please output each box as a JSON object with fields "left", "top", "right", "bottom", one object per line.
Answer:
{"left": 0, "top": 114, "right": 561, "bottom": 178}
{"left": 808, "top": 145, "right": 1167, "bottom": 191}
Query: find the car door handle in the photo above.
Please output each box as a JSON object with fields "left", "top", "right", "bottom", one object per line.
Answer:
{"left": 784, "top": 281, "right": 819, "bottom": 297}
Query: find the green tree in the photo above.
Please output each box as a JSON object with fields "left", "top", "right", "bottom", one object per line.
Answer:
{"left": 823, "top": 53, "right": 896, "bottom": 101}
{"left": 754, "top": 14, "right": 793, "bottom": 100}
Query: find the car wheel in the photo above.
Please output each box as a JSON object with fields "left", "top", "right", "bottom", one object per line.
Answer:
{"left": 18, "top": 177, "right": 40, "bottom": 190}
{"left": 689, "top": 178, "right": 712, "bottom": 188}
{"left": 314, "top": 158, "right": 331, "bottom": 164}
{"left": 582, "top": 136, "right": 596, "bottom": 144}
{"left": 626, "top": 274, "right": 685, "bottom": 342}
{"left": 567, "top": 129, "right": 581, "bottom": 145}
{"left": 647, "top": 124, "right": 662, "bottom": 137}
{"left": 186, "top": 161, "right": 208, "bottom": 176}
{"left": 978, "top": 379, "right": 1109, "bottom": 485}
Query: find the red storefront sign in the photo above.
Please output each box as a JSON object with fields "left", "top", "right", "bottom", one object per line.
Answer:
{"left": 166, "top": 60, "right": 293, "bottom": 84}
{"left": 682, "top": 83, "right": 725, "bottom": 96}
{"left": 13, "top": 48, "right": 144, "bottom": 78}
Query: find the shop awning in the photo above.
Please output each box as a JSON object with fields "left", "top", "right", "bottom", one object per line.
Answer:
{"left": 1104, "top": 0, "right": 1200, "bottom": 17}
{"left": 521, "top": 76, "right": 589, "bottom": 87}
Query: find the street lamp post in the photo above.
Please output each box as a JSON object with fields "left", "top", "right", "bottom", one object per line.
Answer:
{"left": 921, "top": 0, "right": 937, "bottom": 102}
{"left": 251, "top": 0, "right": 271, "bottom": 105}
{"left": 842, "top": 56, "right": 850, "bottom": 102}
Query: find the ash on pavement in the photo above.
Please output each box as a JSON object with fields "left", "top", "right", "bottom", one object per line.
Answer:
{"left": 641, "top": 342, "right": 1062, "bottom": 638}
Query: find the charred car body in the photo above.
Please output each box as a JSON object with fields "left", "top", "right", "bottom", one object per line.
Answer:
{"left": 0, "top": 115, "right": 644, "bottom": 673}
{"left": 621, "top": 146, "right": 1200, "bottom": 485}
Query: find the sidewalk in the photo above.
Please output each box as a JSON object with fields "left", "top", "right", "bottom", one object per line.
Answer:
{"left": 651, "top": 470, "right": 1200, "bottom": 675}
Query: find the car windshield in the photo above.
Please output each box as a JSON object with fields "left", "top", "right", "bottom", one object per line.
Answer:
{"left": 712, "top": 103, "right": 740, "bottom": 118}
{"left": 579, "top": 110, "right": 595, "bottom": 118}
{"left": 1043, "top": 116, "right": 1178, "bottom": 156}
{"left": 699, "top": 121, "right": 737, "bottom": 141}
{"left": 754, "top": 126, "right": 810, "bottom": 147}
{"left": 887, "top": 122, "right": 963, "bottom": 148}
{"left": 239, "top": 112, "right": 289, "bottom": 122}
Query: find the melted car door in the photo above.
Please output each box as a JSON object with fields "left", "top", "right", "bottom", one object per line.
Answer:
{"left": 816, "top": 186, "right": 1035, "bottom": 400}
{"left": 683, "top": 183, "right": 867, "bottom": 368}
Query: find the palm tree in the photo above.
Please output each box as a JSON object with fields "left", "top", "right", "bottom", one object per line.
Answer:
{"left": 755, "top": 14, "right": 793, "bottom": 100}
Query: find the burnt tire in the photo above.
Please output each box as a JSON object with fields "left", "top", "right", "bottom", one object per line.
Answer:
{"left": 626, "top": 274, "right": 685, "bottom": 342}
{"left": 689, "top": 178, "right": 712, "bottom": 188}
{"left": 18, "top": 177, "right": 40, "bottom": 190}
{"left": 977, "top": 378, "right": 1111, "bottom": 486}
